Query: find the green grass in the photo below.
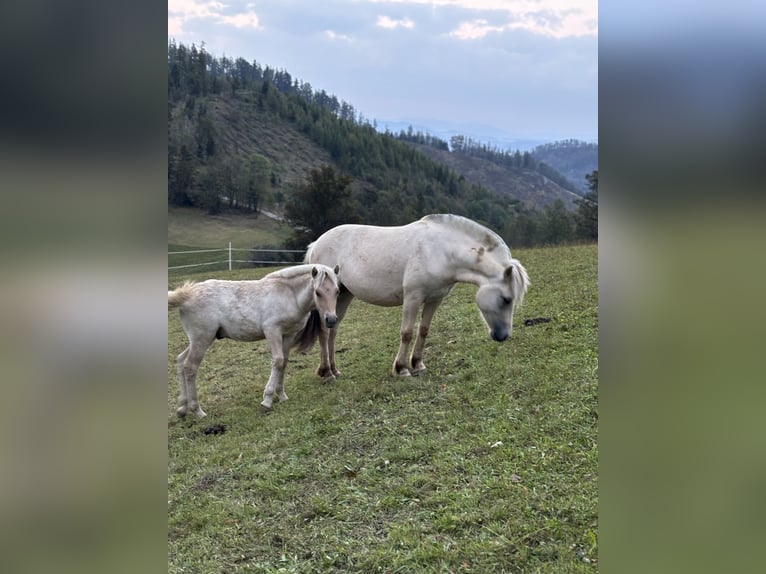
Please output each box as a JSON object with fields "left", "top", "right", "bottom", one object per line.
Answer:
{"left": 168, "top": 206, "right": 293, "bottom": 248}
{"left": 168, "top": 244, "right": 598, "bottom": 572}
{"left": 168, "top": 206, "right": 295, "bottom": 274}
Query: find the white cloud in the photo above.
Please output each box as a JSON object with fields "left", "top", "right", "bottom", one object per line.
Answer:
{"left": 448, "top": 19, "right": 504, "bottom": 40}
{"left": 376, "top": 15, "right": 416, "bottom": 29}
{"left": 325, "top": 30, "right": 354, "bottom": 42}
{"left": 220, "top": 11, "right": 261, "bottom": 29}
{"left": 367, "top": 0, "right": 597, "bottom": 38}
{"left": 168, "top": 0, "right": 261, "bottom": 35}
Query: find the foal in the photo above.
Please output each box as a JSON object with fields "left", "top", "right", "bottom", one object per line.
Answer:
{"left": 168, "top": 264, "right": 340, "bottom": 416}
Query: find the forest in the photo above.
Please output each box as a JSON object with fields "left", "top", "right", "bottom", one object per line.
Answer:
{"left": 167, "top": 41, "right": 597, "bottom": 247}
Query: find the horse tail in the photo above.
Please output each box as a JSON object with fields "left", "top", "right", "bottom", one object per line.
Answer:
{"left": 168, "top": 281, "right": 196, "bottom": 309}
{"left": 303, "top": 241, "right": 316, "bottom": 263}
{"left": 510, "top": 259, "right": 530, "bottom": 308}
{"left": 292, "top": 309, "right": 321, "bottom": 353}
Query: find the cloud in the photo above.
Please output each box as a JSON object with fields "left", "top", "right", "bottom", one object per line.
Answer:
{"left": 325, "top": 30, "right": 354, "bottom": 42}
{"left": 168, "top": 0, "right": 261, "bottom": 36}
{"left": 376, "top": 15, "right": 416, "bottom": 29}
{"left": 220, "top": 11, "right": 261, "bottom": 29}
{"left": 367, "top": 0, "right": 597, "bottom": 39}
{"left": 448, "top": 19, "right": 504, "bottom": 40}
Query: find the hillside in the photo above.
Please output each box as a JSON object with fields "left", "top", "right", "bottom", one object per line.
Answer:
{"left": 410, "top": 142, "right": 583, "bottom": 210}
{"left": 207, "top": 95, "right": 332, "bottom": 188}
{"left": 531, "top": 140, "right": 598, "bottom": 194}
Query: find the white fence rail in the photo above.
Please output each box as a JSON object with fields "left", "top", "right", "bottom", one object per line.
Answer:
{"left": 168, "top": 242, "right": 305, "bottom": 272}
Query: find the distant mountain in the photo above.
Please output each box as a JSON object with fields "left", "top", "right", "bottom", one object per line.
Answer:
{"left": 531, "top": 140, "right": 598, "bottom": 194}
{"left": 377, "top": 119, "right": 549, "bottom": 152}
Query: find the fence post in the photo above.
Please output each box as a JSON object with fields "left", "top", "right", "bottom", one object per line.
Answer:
{"left": 228, "top": 242, "right": 232, "bottom": 271}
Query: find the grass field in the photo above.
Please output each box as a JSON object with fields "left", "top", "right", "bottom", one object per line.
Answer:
{"left": 169, "top": 206, "right": 295, "bottom": 273}
{"left": 168, "top": 244, "right": 598, "bottom": 573}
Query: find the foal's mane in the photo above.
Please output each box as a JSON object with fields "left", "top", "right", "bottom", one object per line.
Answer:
{"left": 421, "top": 214, "right": 509, "bottom": 255}
{"left": 271, "top": 264, "right": 331, "bottom": 283}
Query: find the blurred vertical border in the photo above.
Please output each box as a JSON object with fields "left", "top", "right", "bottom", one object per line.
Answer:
{"left": 0, "top": 1, "right": 168, "bottom": 573}
{"left": 600, "top": 1, "right": 766, "bottom": 572}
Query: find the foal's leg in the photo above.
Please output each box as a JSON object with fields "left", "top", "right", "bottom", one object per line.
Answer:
{"left": 410, "top": 299, "right": 443, "bottom": 375}
{"left": 317, "top": 289, "right": 354, "bottom": 381}
{"left": 393, "top": 297, "right": 421, "bottom": 376}
{"left": 261, "top": 331, "right": 287, "bottom": 410}
{"left": 274, "top": 336, "right": 292, "bottom": 404}
{"left": 176, "top": 346, "right": 191, "bottom": 416}
{"left": 179, "top": 339, "right": 210, "bottom": 418}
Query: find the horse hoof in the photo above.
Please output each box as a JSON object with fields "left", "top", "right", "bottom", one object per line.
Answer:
{"left": 412, "top": 367, "right": 426, "bottom": 376}
{"left": 176, "top": 407, "right": 188, "bottom": 418}
{"left": 395, "top": 368, "right": 412, "bottom": 377}
{"left": 322, "top": 373, "right": 337, "bottom": 384}
{"left": 194, "top": 408, "right": 207, "bottom": 419}
{"left": 260, "top": 404, "right": 272, "bottom": 414}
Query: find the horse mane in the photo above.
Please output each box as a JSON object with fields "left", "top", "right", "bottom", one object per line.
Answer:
{"left": 269, "top": 264, "right": 317, "bottom": 280}
{"left": 421, "top": 214, "right": 509, "bottom": 255}
{"left": 509, "top": 259, "right": 530, "bottom": 308}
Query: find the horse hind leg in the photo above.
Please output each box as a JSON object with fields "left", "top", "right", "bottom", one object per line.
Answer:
{"left": 179, "top": 340, "right": 209, "bottom": 418}
{"left": 176, "top": 346, "right": 191, "bottom": 417}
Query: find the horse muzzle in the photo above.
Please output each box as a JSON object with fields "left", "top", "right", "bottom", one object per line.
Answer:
{"left": 324, "top": 314, "right": 338, "bottom": 328}
{"left": 490, "top": 326, "right": 509, "bottom": 342}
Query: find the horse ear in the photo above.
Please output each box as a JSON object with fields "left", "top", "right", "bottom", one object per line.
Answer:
{"left": 504, "top": 264, "right": 514, "bottom": 279}
{"left": 311, "top": 266, "right": 318, "bottom": 277}
{"left": 333, "top": 264, "right": 340, "bottom": 275}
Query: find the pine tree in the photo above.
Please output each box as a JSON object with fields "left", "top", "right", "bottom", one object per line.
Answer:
{"left": 575, "top": 170, "right": 598, "bottom": 241}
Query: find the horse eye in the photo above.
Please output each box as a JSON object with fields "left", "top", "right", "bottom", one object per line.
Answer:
{"left": 315, "top": 290, "right": 322, "bottom": 297}
{"left": 501, "top": 296, "right": 512, "bottom": 306}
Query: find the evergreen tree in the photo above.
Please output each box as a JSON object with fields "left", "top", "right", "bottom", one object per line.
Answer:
{"left": 284, "top": 165, "right": 359, "bottom": 248}
{"left": 541, "top": 199, "right": 575, "bottom": 244}
{"left": 575, "top": 170, "right": 598, "bottom": 241}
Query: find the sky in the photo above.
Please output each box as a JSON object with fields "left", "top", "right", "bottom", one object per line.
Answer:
{"left": 168, "top": 0, "right": 597, "bottom": 147}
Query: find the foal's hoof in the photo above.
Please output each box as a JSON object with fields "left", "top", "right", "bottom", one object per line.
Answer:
{"left": 394, "top": 368, "right": 412, "bottom": 377}
{"left": 321, "top": 373, "right": 337, "bottom": 384}
{"left": 260, "top": 404, "right": 273, "bottom": 415}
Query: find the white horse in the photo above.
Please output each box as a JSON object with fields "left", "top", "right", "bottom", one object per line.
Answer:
{"left": 305, "top": 214, "right": 529, "bottom": 378}
{"left": 168, "top": 264, "right": 340, "bottom": 417}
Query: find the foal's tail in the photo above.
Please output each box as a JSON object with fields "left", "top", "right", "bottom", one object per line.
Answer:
{"left": 168, "top": 281, "right": 196, "bottom": 309}
{"left": 292, "top": 309, "right": 322, "bottom": 353}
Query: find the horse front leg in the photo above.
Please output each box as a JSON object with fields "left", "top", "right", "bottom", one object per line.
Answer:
{"left": 316, "top": 326, "right": 336, "bottom": 382}
{"left": 317, "top": 289, "right": 353, "bottom": 381}
{"left": 410, "top": 299, "right": 442, "bottom": 375}
{"left": 261, "top": 332, "right": 287, "bottom": 411}
{"left": 393, "top": 298, "right": 421, "bottom": 376}
{"left": 274, "top": 336, "right": 292, "bottom": 404}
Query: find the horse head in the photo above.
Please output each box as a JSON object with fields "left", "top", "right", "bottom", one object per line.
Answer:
{"left": 311, "top": 264, "right": 341, "bottom": 328}
{"left": 475, "top": 260, "right": 530, "bottom": 342}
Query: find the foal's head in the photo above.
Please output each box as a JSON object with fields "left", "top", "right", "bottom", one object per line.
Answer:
{"left": 311, "top": 264, "right": 341, "bottom": 328}
{"left": 475, "top": 260, "right": 530, "bottom": 342}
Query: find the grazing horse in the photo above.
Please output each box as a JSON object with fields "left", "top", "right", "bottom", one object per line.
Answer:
{"left": 305, "top": 214, "right": 529, "bottom": 378}
{"left": 168, "top": 264, "right": 340, "bottom": 417}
